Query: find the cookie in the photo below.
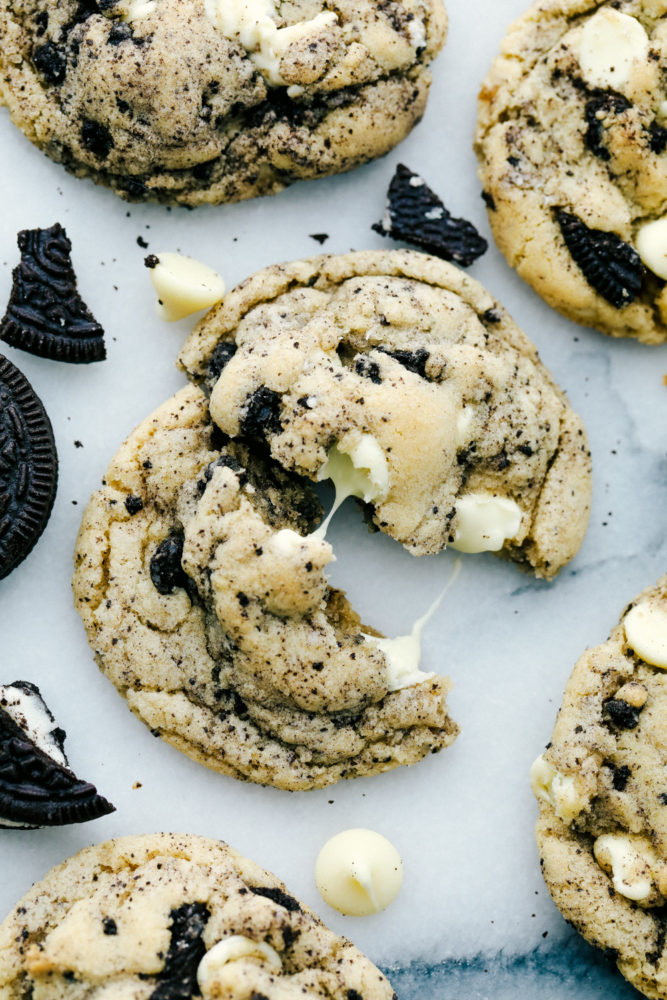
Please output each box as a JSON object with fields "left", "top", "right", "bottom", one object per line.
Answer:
{"left": 179, "top": 249, "right": 592, "bottom": 577}
{"left": 475, "top": 0, "right": 667, "bottom": 343}
{"left": 0, "top": 832, "right": 397, "bottom": 999}
{"left": 0, "top": 355, "right": 58, "bottom": 580}
{"left": 372, "top": 163, "right": 488, "bottom": 266}
{"left": 0, "top": 0, "right": 447, "bottom": 206}
{"left": 0, "top": 681, "right": 114, "bottom": 828}
{"left": 0, "top": 224, "right": 106, "bottom": 363}
{"left": 532, "top": 574, "right": 667, "bottom": 999}
{"left": 73, "top": 385, "right": 459, "bottom": 790}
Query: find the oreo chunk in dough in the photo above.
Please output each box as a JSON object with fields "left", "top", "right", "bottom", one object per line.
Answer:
{"left": 0, "top": 681, "right": 115, "bottom": 827}
{"left": 373, "top": 163, "right": 488, "bottom": 266}
{"left": 73, "top": 386, "right": 459, "bottom": 791}
{"left": 532, "top": 574, "right": 667, "bottom": 1000}
{"left": 0, "top": 0, "right": 448, "bottom": 205}
{"left": 0, "top": 354, "right": 58, "bottom": 580}
{"left": 180, "top": 249, "right": 592, "bottom": 578}
{"left": 1, "top": 224, "right": 106, "bottom": 363}
{"left": 0, "top": 833, "right": 398, "bottom": 999}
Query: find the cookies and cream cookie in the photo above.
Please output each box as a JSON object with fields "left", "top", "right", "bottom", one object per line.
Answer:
{"left": 0, "top": 832, "right": 397, "bottom": 999}
{"left": 73, "top": 385, "right": 459, "bottom": 790}
{"left": 0, "top": 0, "right": 447, "bottom": 205}
{"left": 532, "top": 575, "right": 667, "bottom": 999}
{"left": 476, "top": 0, "right": 667, "bottom": 343}
{"left": 179, "top": 249, "right": 592, "bottom": 577}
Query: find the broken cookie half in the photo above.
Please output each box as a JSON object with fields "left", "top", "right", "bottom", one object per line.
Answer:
{"left": 73, "top": 386, "right": 458, "bottom": 790}
{"left": 0, "top": 832, "right": 397, "bottom": 999}
{"left": 0, "top": 681, "right": 114, "bottom": 827}
{"left": 180, "top": 249, "right": 592, "bottom": 578}
{"left": 532, "top": 575, "right": 667, "bottom": 999}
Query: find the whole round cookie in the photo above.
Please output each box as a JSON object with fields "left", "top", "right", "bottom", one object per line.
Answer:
{"left": 476, "top": 0, "right": 667, "bottom": 343}
{"left": 0, "top": 0, "right": 446, "bottom": 206}
{"left": 179, "top": 249, "right": 592, "bottom": 576}
{"left": 73, "top": 385, "right": 459, "bottom": 790}
{"left": 0, "top": 832, "right": 397, "bottom": 999}
{"left": 532, "top": 574, "right": 667, "bottom": 999}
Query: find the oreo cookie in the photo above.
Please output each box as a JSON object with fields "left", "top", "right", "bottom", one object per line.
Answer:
{"left": 373, "top": 164, "right": 488, "bottom": 267}
{"left": 0, "top": 223, "right": 106, "bottom": 362}
{"left": 0, "top": 681, "right": 115, "bottom": 827}
{"left": 0, "top": 355, "right": 58, "bottom": 579}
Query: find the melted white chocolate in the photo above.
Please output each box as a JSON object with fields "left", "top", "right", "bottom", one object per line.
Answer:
{"left": 624, "top": 600, "right": 667, "bottom": 668}
{"left": 315, "top": 829, "right": 403, "bottom": 916}
{"left": 197, "top": 936, "right": 281, "bottom": 995}
{"left": 636, "top": 219, "right": 667, "bottom": 281}
{"left": 593, "top": 834, "right": 655, "bottom": 902}
{"left": 205, "top": 0, "right": 337, "bottom": 86}
{"left": 314, "top": 434, "right": 389, "bottom": 539}
{"left": 530, "top": 754, "right": 588, "bottom": 823}
{"left": 578, "top": 8, "right": 649, "bottom": 91}
{"left": 148, "top": 253, "right": 225, "bottom": 322}
{"left": 450, "top": 494, "right": 522, "bottom": 554}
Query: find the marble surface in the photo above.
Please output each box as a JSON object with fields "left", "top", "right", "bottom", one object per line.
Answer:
{"left": 0, "top": 0, "right": 666, "bottom": 996}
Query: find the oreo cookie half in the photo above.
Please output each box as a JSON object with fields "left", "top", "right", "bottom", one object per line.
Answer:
{"left": 0, "top": 223, "right": 106, "bottom": 363}
{"left": 0, "top": 681, "right": 115, "bottom": 828}
{"left": 0, "top": 355, "right": 58, "bottom": 580}
{"left": 373, "top": 163, "right": 488, "bottom": 267}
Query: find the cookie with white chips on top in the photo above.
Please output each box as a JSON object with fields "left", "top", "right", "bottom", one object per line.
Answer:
{"left": 476, "top": 0, "right": 667, "bottom": 343}
{"left": 533, "top": 574, "right": 667, "bottom": 999}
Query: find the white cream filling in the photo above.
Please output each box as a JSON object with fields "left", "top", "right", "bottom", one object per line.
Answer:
{"left": 205, "top": 0, "right": 337, "bottom": 86}
{"left": 593, "top": 834, "right": 654, "bottom": 902}
{"left": 0, "top": 684, "right": 67, "bottom": 767}
{"left": 148, "top": 252, "right": 225, "bottom": 322}
{"left": 314, "top": 434, "right": 389, "bottom": 539}
{"left": 530, "top": 754, "right": 588, "bottom": 823}
{"left": 315, "top": 828, "right": 403, "bottom": 916}
{"left": 636, "top": 218, "right": 667, "bottom": 281}
{"left": 197, "top": 937, "right": 281, "bottom": 995}
{"left": 450, "top": 494, "right": 522, "bottom": 554}
{"left": 624, "top": 601, "right": 667, "bottom": 668}
{"left": 578, "top": 8, "right": 649, "bottom": 90}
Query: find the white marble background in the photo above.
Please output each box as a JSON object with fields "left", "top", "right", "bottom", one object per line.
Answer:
{"left": 0, "top": 0, "right": 666, "bottom": 994}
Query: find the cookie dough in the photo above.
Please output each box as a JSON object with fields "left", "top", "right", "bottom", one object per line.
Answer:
{"left": 0, "top": 832, "right": 397, "bottom": 999}
{"left": 0, "top": 0, "right": 447, "bottom": 205}
{"left": 179, "top": 249, "right": 592, "bottom": 577}
{"left": 533, "top": 574, "right": 667, "bottom": 999}
{"left": 73, "top": 384, "right": 459, "bottom": 790}
{"left": 475, "top": 0, "right": 667, "bottom": 343}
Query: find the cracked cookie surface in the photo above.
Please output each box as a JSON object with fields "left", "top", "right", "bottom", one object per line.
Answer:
{"left": 475, "top": 0, "right": 667, "bottom": 343}
{"left": 0, "top": 0, "right": 446, "bottom": 205}
{"left": 179, "top": 249, "right": 592, "bottom": 577}
{"left": 0, "top": 832, "right": 397, "bottom": 1000}
{"left": 73, "top": 384, "right": 459, "bottom": 790}
{"left": 533, "top": 575, "right": 667, "bottom": 999}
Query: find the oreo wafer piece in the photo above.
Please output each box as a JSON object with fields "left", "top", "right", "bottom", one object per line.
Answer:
{"left": 0, "top": 356, "right": 58, "bottom": 579}
{"left": 372, "top": 163, "right": 488, "bottom": 267}
{"left": 0, "top": 681, "right": 115, "bottom": 827}
{"left": 0, "top": 223, "right": 106, "bottom": 362}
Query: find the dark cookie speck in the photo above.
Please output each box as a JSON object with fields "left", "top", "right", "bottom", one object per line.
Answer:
{"left": 556, "top": 210, "right": 644, "bottom": 309}
{"left": 240, "top": 387, "right": 282, "bottom": 440}
{"left": 150, "top": 902, "right": 210, "bottom": 1000}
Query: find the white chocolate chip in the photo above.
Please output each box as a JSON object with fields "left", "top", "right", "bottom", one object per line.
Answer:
{"left": 148, "top": 253, "right": 225, "bottom": 322}
{"left": 594, "top": 834, "right": 655, "bottom": 901}
{"left": 636, "top": 218, "right": 667, "bottom": 281}
{"left": 578, "top": 8, "right": 649, "bottom": 91}
{"left": 197, "top": 936, "right": 282, "bottom": 995}
{"left": 126, "top": 0, "right": 157, "bottom": 20}
{"left": 315, "top": 829, "right": 403, "bottom": 916}
{"left": 314, "top": 434, "right": 389, "bottom": 539}
{"left": 530, "top": 754, "right": 588, "bottom": 823}
{"left": 205, "top": 0, "right": 337, "bottom": 86}
{"left": 450, "top": 494, "right": 522, "bottom": 554}
{"left": 625, "top": 601, "right": 667, "bottom": 668}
